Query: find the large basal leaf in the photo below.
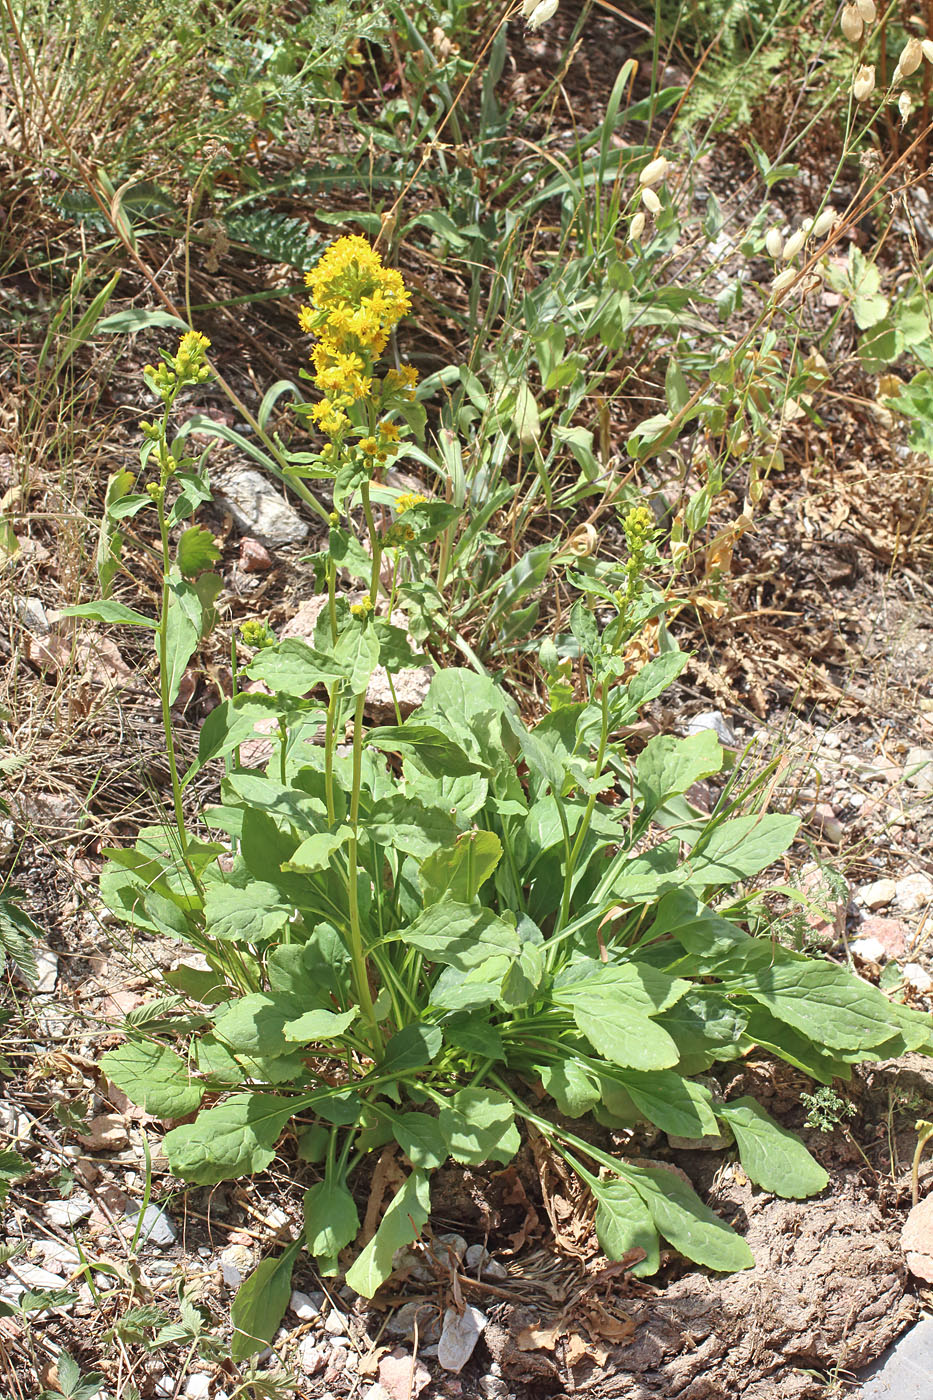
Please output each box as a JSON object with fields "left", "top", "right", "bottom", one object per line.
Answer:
{"left": 246, "top": 638, "right": 346, "bottom": 695}
{"left": 593, "top": 1176, "right": 660, "bottom": 1278}
{"left": 557, "top": 959, "right": 690, "bottom": 1015}
{"left": 572, "top": 1000, "right": 680, "bottom": 1071}
{"left": 391, "top": 1110, "right": 448, "bottom": 1168}
{"left": 539, "top": 1059, "right": 600, "bottom": 1118}
{"left": 60, "top": 599, "right": 155, "bottom": 628}
{"left": 420, "top": 830, "right": 502, "bottom": 905}
{"left": 231, "top": 1241, "right": 301, "bottom": 1360}
{"left": 636, "top": 729, "right": 723, "bottom": 815}
{"left": 625, "top": 1165, "right": 754, "bottom": 1272}
{"left": 163, "top": 1093, "right": 298, "bottom": 1184}
{"left": 685, "top": 814, "right": 799, "bottom": 887}
{"left": 402, "top": 901, "right": 520, "bottom": 970}
{"left": 204, "top": 879, "right": 294, "bottom": 944}
{"left": 303, "top": 1178, "right": 360, "bottom": 1275}
{"left": 716, "top": 1097, "right": 828, "bottom": 1199}
{"left": 345, "top": 1170, "right": 431, "bottom": 1298}
{"left": 438, "top": 1087, "right": 520, "bottom": 1165}
{"left": 284, "top": 826, "right": 354, "bottom": 873}
{"left": 101, "top": 1040, "right": 203, "bottom": 1120}
{"left": 365, "top": 724, "right": 485, "bottom": 778}
{"left": 367, "top": 796, "right": 459, "bottom": 860}
{"left": 377, "top": 1024, "right": 444, "bottom": 1076}
{"left": 615, "top": 1070, "right": 718, "bottom": 1139}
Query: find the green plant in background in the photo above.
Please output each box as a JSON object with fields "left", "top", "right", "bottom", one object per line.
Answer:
{"left": 63, "top": 240, "right": 933, "bottom": 1362}
{"left": 800, "top": 1086, "right": 857, "bottom": 1134}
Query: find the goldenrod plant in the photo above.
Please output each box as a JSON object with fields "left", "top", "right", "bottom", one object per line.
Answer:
{"left": 59, "top": 231, "right": 933, "bottom": 1360}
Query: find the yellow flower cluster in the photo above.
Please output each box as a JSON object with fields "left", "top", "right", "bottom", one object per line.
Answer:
{"left": 299, "top": 235, "right": 417, "bottom": 439}
{"left": 396, "top": 492, "right": 427, "bottom": 514}
{"left": 144, "top": 330, "right": 211, "bottom": 397}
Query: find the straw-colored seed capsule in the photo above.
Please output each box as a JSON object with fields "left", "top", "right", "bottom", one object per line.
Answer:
{"left": 782, "top": 228, "right": 807, "bottom": 261}
{"left": 856, "top": 0, "right": 876, "bottom": 21}
{"left": 772, "top": 267, "right": 797, "bottom": 294}
{"left": 639, "top": 155, "right": 670, "bottom": 187}
{"left": 896, "top": 38, "right": 923, "bottom": 79}
{"left": 923, "top": 39, "right": 933, "bottom": 63}
{"left": 765, "top": 227, "right": 784, "bottom": 259}
{"left": 853, "top": 65, "right": 876, "bottom": 100}
{"left": 630, "top": 211, "right": 646, "bottom": 240}
{"left": 641, "top": 187, "right": 662, "bottom": 214}
{"left": 811, "top": 207, "right": 837, "bottom": 239}
{"left": 841, "top": 5, "right": 863, "bottom": 42}
{"left": 899, "top": 90, "right": 913, "bottom": 124}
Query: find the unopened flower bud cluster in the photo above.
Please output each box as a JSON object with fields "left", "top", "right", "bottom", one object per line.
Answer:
{"left": 630, "top": 154, "right": 670, "bottom": 243}
{"left": 764, "top": 204, "right": 838, "bottom": 298}
{"left": 842, "top": 6, "right": 933, "bottom": 107}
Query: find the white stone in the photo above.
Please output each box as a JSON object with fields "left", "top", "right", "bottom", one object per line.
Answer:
{"left": 903, "top": 963, "right": 933, "bottom": 994}
{"left": 433, "top": 1232, "right": 468, "bottom": 1262}
{"left": 0, "top": 819, "right": 15, "bottom": 859}
{"left": 123, "top": 1204, "right": 176, "bottom": 1247}
{"left": 905, "top": 747, "right": 933, "bottom": 793}
{"left": 437, "top": 1304, "right": 487, "bottom": 1373}
{"left": 219, "top": 1244, "right": 252, "bottom": 1287}
{"left": 34, "top": 949, "right": 58, "bottom": 993}
{"left": 184, "top": 1375, "right": 211, "bottom": 1400}
{"left": 289, "top": 1288, "right": 324, "bottom": 1320}
{"left": 684, "top": 710, "right": 737, "bottom": 747}
{"left": 44, "top": 1195, "right": 91, "bottom": 1228}
{"left": 896, "top": 873, "right": 933, "bottom": 913}
{"left": 324, "top": 1306, "right": 349, "bottom": 1335}
{"left": 15, "top": 596, "right": 49, "bottom": 635}
{"left": 859, "top": 878, "right": 897, "bottom": 910}
{"left": 851, "top": 937, "right": 887, "bottom": 963}
{"left": 9, "top": 1263, "right": 67, "bottom": 1290}
{"left": 299, "top": 1338, "right": 325, "bottom": 1375}
{"left": 216, "top": 468, "right": 309, "bottom": 548}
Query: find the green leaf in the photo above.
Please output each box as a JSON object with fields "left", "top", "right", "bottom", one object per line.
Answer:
{"left": 593, "top": 1177, "right": 660, "bottom": 1277}
{"left": 637, "top": 730, "right": 723, "bottom": 815}
{"left": 284, "top": 826, "right": 354, "bottom": 872}
{"left": 686, "top": 814, "right": 799, "bottom": 887}
{"left": 246, "top": 638, "right": 346, "bottom": 695}
{"left": 571, "top": 1000, "right": 680, "bottom": 1070}
{"left": 438, "top": 1087, "right": 520, "bottom": 1165}
{"left": 716, "top": 1097, "right": 828, "bottom": 1198}
{"left": 345, "top": 1170, "right": 431, "bottom": 1298}
{"left": 176, "top": 525, "right": 221, "bottom": 578}
{"left": 230, "top": 1242, "right": 301, "bottom": 1360}
{"left": 539, "top": 1059, "right": 600, "bottom": 1118}
{"left": 204, "top": 879, "right": 293, "bottom": 944}
{"left": 59, "top": 600, "right": 154, "bottom": 627}
{"left": 96, "top": 470, "right": 134, "bottom": 596}
{"left": 282, "top": 1006, "right": 357, "bottom": 1044}
{"left": 512, "top": 380, "right": 541, "bottom": 444}
{"left": 303, "top": 1178, "right": 360, "bottom": 1274}
{"left": 365, "top": 724, "right": 484, "bottom": 777}
{"left": 368, "top": 797, "right": 458, "bottom": 860}
{"left": 378, "top": 1024, "right": 443, "bottom": 1076}
{"left": 100, "top": 1040, "right": 203, "bottom": 1120}
{"left": 420, "top": 830, "right": 502, "bottom": 904}
{"left": 163, "top": 1094, "right": 297, "bottom": 1184}
{"left": 615, "top": 1071, "right": 718, "bottom": 1139}
{"left": 392, "top": 1111, "right": 448, "bottom": 1168}
{"left": 0, "top": 1150, "right": 30, "bottom": 1182}
{"left": 402, "top": 901, "right": 520, "bottom": 970}
{"left": 726, "top": 950, "right": 903, "bottom": 1051}
{"left": 626, "top": 1166, "right": 754, "bottom": 1271}
{"left": 334, "top": 624, "right": 380, "bottom": 696}
{"left": 164, "top": 579, "right": 203, "bottom": 705}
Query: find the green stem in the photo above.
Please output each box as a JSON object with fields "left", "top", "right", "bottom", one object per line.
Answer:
{"left": 347, "top": 690, "right": 381, "bottom": 1050}
{"left": 556, "top": 682, "right": 610, "bottom": 933}
{"left": 361, "top": 479, "right": 382, "bottom": 606}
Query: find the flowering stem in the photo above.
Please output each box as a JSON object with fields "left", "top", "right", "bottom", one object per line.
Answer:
{"left": 347, "top": 690, "right": 381, "bottom": 1050}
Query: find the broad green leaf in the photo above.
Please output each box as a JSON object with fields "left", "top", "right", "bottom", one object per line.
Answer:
{"left": 593, "top": 1177, "right": 660, "bottom": 1277}
{"left": 686, "top": 814, "right": 799, "bottom": 887}
{"left": 512, "top": 380, "right": 541, "bottom": 444}
{"left": 612, "top": 651, "right": 686, "bottom": 725}
{"left": 96, "top": 470, "right": 134, "bottom": 596}
{"left": 499, "top": 940, "right": 544, "bottom": 1009}
{"left": 738, "top": 1003, "right": 850, "bottom": 1085}
{"left": 572, "top": 1000, "right": 679, "bottom": 1070}
{"left": 176, "top": 525, "right": 221, "bottom": 578}
{"left": 283, "top": 1006, "right": 357, "bottom": 1044}
{"left": 378, "top": 1024, "right": 443, "bottom": 1076}
{"left": 557, "top": 960, "right": 690, "bottom": 1015}
{"left": 420, "top": 830, "right": 502, "bottom": 904}
{"left": 284, "top": 826, "right": 353, "bottom": 872}
{"left": 203, "top": 879, "right": 293, "bottom": 944}
{"left": 365, "top": 724, "right": 484, "bottom": 777}
{"left": 391, "top": 1111, "right": 448, "bottom": 1168}
{"left": 60, "top": 599, "right": 154, "bottom": 627}
{"left": 303, "top": 1178, "right": 360, "bottom": 1274}
{"left": 164, "top": 580, "right": 203, "bottom": 705}
{"left": 442, "top": 1014, "right": 504, "bottom": 1060}
{"left": 637, "top": 730, "right": 723, "bottom": 815}
{"left": 726, "top": 948, "right": 908, "bottom": 1051}
{"left": 164, "top": 1094, "right": 297, "bottom": 1184}
{"left": 345, "top": 1170, "right": 431, "bottom": 1298}
{"left": 626, "top": 1165, "right": 754, "bottom": 1271}
{"left": 368, "top": 797, "right": 458, "bottom": 860}
{"left": 101, "top": 1040, "right": 203, "bottom": 1120}
{"left": 616, "top": 1070, "right": 718, "bottom": 1139}
{"left": 246, "top": 638, "right": 345, "bottom": 695}
{"left": 716, "top": 1097, "right": 828, "bottom": 1198}
{"left": 655, "top": 988, "right": 747, "bottom": 1075}
{"left": 402, "top": 901, "right": 520, "bottom": 970}
{"left": 438, "top": 1087, "right": 520, "bottom": 1165}
{"left": 231, "top": 1241, "right": 301, "bottom": 1360}
{"left": 334, "top": 623, "right": 380, "bottom": 696}
{"left": 540, "top": 1059, "right": 600, "bottom": 1118}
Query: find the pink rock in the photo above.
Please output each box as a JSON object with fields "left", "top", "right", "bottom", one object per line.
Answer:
{"left": 858, "top": 916, "right": 909, "bottom": 960}
{"left": 239, "top": 537, "right": 273, "bottom": 572}
{"left": 902, "top": 1195, "right": 933, "bottom": 1283}
{"left": 377, "top": 1349, "right": 432, "bottom": 1400}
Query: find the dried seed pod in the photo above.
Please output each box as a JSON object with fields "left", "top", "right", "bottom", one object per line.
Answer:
{"left": 896, "top": 38, "right": 923, "bottom": 78}
{"left": 922, "top": 39, "right": 933, "bottom": 63}
{"left": 899, "top": 90, "right": 913, "bottom": 124}
{"left": 841, "top": 5, "right": 863, "bottom": 42}
{"left": 641, "top": 187, "right": 662, "bottom": 214}
{"left": 811, "top": 207, "right": 837, "bottom": 239}
{"left": 853, "top": 64, "right": 876, "bottom": 100}
{"left": 630, "top": 211, "right": 647, "bottom": 241}
{"left": 564, "top": 524, "right": 599, "bottom": 558}
{"left": 782, "top": 227, "right": 807, "bottom": 261}
{"left": 765, "top": 227, "right": 784, "bottom": 259}
{"left": 639, "top": 155, "right": 670, "bottom": 187}
{"left": 771, "top": 267, "right": 797, "bottom": 295}
{"left": 525, "top": 0, "right": 559, "bottom": 29}
{"left": 856, "top": 0, "right": 876, "bottom": 21}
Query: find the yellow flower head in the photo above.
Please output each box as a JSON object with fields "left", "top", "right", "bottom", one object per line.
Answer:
{"left": 358, "top": 437, "right": 379, "bottom": 456}
{"left": 384, "top": 363, "right": 419, "bottom": 400}
{"left": 378, "top": 420, "right": 400, "bottom": 442}
{"left": 396, "top": 491, "right": 428, "bottom": 514}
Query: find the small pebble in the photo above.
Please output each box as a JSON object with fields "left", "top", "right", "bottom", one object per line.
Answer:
{"left": 123, "top": 1204, "right": 176, "bottom": 1247}
{"left": 239, "top": 537, "right": 273, "bottom": 573}
{"left": 219, "top": 1244, "right": 253, "bottom": 1287}
{"left": 290, "top": 1288, "right": 324, "bottom": 1320}
{"left": 324, "top": 1307, "right": 349, "bottom": 1335}
{"left": 184, "top": 1374, "right": 211, "bottom": 1400}
{"left": 859, "top": 878, "right": 897, "bottom": 911}
{"left": 903, "top": 963, "right": 933, "bottom": 994}
{"left": 895, "top": 872, "right": 933, "bottom": 913}
{"left": 851, "top": 937, "right": 886, "bottom": 963}
{"left": 858, "top": 916, "right": 910, "bottom": 960}
{"left": 437, "top": 1304, "right": 487, "bottom": 1373}
{"left": 44, "top": 1195, "right": 92, "bottom": 1228}
{"left": 299, "top": 1339, "right": 325, "bottom": 1376}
